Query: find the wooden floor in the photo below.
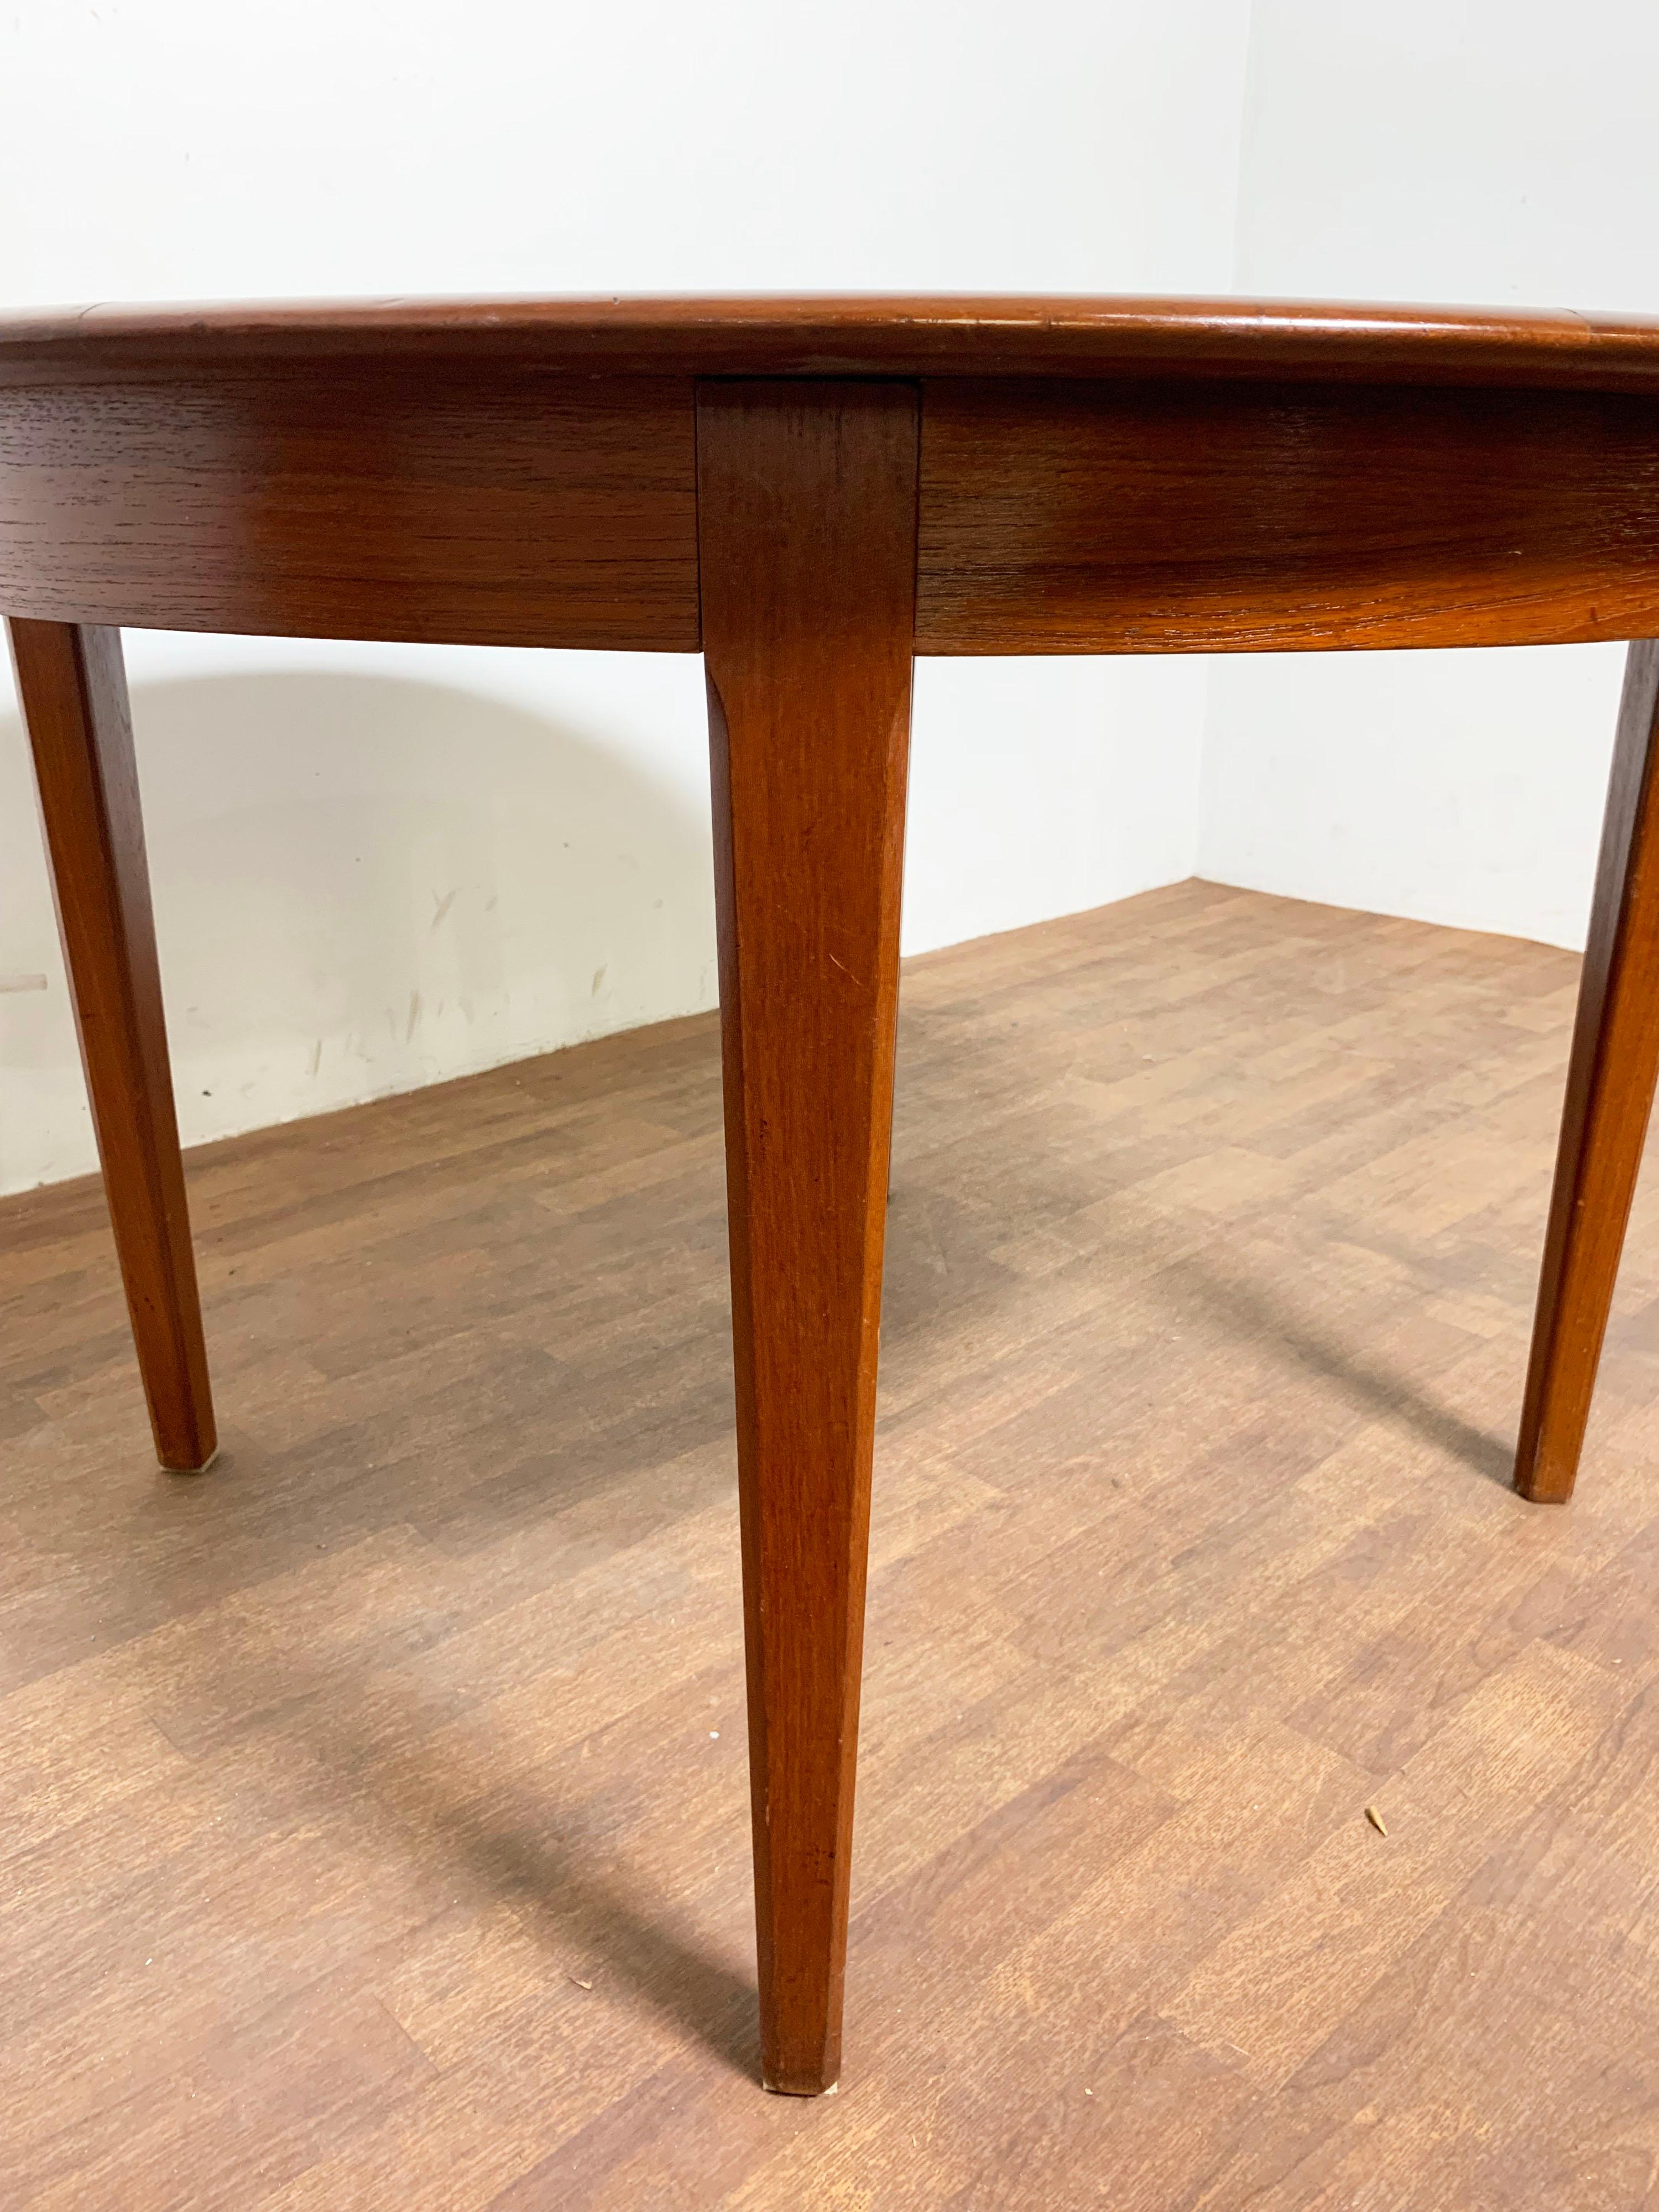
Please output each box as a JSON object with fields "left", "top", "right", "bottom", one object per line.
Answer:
{"left": 4, "top": 880, "right": 1659, "bottom": 2210}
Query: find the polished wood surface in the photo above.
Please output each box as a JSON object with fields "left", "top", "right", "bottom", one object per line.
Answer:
{"left": 700, "top": 382, "right": 919, "bottom": 2093}
{"left": 2, "top": 885, "right": 1656, "bottom": 2207}
{"left": 8, "top": 291, "right": 1659, "bottom": 389}
{"left": 917, "top": 379, "right": 1659, "bottom": 651}
{"left": 7, "top": 353, "right": 1659, "bottom": 654}
{"left": 0, "top": 376, "right": 698, "bottom": 648}
{"left": 5, "top": 291, "right": 1659, "bottom": 2100}
{"left": 6, "top": 619, "right": 215, "bottom": 1472}
{"left": 1517, "top": 639, "right": 1659, "bottom": 1501}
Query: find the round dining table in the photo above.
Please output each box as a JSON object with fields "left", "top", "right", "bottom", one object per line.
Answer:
{"left": 4, "top": 291, "right": 1659, "bottom": 2091}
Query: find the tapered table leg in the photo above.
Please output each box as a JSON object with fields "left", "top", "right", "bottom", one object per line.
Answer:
{"left": 1516, "top": 638, "right": 1659, "bottom": 1503}
{"left": 697, "top": 381, "right": 919, "bottom": 2093}
{"left": 8, "top": 619, "right": 217, "bottom": 1472}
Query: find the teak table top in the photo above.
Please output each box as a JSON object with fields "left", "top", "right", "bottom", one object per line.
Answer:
{"left": 9, "top": 290, "right": 1659, "bottom": 659}
{"left": 4, "top": 289, "right": 1659, "bottom": 388}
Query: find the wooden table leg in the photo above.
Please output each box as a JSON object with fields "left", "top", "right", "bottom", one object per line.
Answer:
{"left": 1516, "top": 637, "right": 1659, "bottom": 1503}
{"left": 697, "top": 381, "right": 919, "bottom": 2093}
{"left": 8, "top": 619, "right": 217, "bottom": 1473}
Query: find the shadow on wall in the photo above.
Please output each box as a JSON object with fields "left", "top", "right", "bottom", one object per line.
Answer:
{"left": 2, "top": 667, "right": 717, "bottom": 1180}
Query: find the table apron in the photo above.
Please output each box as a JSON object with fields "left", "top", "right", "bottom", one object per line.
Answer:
{"left": 4, "top": 371, "right": 1659, "bottom": 653}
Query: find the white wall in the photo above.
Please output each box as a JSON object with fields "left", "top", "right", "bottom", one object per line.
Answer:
{"left": 0, "top": 0, "right": 1249, "bottom": 1194}
{"left": 1202, "top": 0, "right": 1659, "bottom": 948}
{"left": 13, "top": 2, "right": 1653, "bottom": 1198}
